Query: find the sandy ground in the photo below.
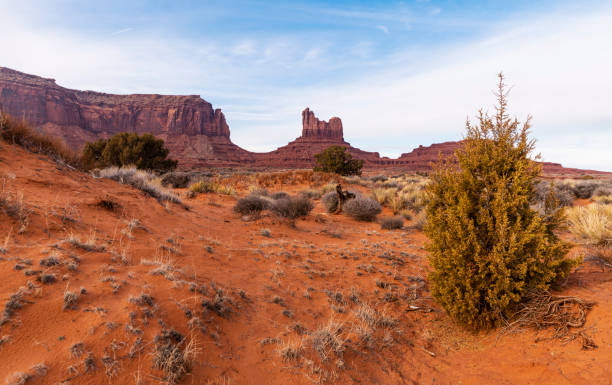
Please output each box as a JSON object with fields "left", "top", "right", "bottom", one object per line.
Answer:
{"left": 0, "top": 144, "right": 611, "bottom": 385}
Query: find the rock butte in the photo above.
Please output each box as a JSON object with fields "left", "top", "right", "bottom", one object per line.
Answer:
{"left": 0, "top": 66, "right": 606, "bottom": 175}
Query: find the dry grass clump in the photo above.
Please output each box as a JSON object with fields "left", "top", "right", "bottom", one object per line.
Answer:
{"left": 278, "top": 339, "right": 304, "bottom": 362}
{"left": 380, "top": 216, "right": 404, "bottom": 230}
{"left": 153, "top": 329, "right": 198, "bottom": 385}
{"left": 65, "top": 232, "right": 105, "bottom": 252}
{"left": 96, "top": 166, "right": 183, "bottom": 205}
{"left": 5, "top": 363, "right": 48, "bottom": 385}
{"left": 565, "top": 204, "right": 612, "bottom": 245}
{"left": 63, "top": 288, "right": 80, "bottom": 311}
{"left": 1, "top": 291, "right": 26, "bottom": 326}
{"left": 369, "top": 175, "right": 429, "bottom": 215}
{"left": 0, "top": 188, "right": 31, "bottom": 233}
{"left": 309, "top": 320, "right": 346, "bottom": 362}
{"left": 188, "top": 180, "right": 236, "bottom": 196}
{"left": 0, "top": 113, "right": 80, "bottom": 167}
{"left": 143, "top": 253, "right": 179, "bottom": 281}
{"left": 343, "top": 196, "right": 381, "bottom": 221}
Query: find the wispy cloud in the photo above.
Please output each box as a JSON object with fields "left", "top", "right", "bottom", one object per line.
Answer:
{"left": 375, "top": 25, "right": 389, "bottom": 34}
{"left": 110, "top": 27, "right": 133, "bottom": 36}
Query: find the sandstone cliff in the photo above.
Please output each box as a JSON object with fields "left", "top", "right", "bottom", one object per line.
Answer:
{"left": 0, "top": 67, "right": 246, "bottom": 166}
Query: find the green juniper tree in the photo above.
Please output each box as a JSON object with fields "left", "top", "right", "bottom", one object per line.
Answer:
{"left": 313, "top": 145, "right": 363, "bottom": 176}
{"left": 82, "top": 132, "right": 177, "bottom": 172}
{"left": 424, "top": 74, "right": 577, "bottom": 329}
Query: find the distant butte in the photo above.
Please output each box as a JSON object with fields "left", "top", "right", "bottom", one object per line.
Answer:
{"left": 0, "top": 66, "right": 607, "bottom": 175}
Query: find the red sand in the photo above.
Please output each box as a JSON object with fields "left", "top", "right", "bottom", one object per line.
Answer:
{"left": 0, "top": 144, "right": 610, "bottom": 384}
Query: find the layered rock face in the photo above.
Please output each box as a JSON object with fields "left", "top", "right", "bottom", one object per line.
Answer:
{"left": 0, "top": 67, "right": 244, "bottom": 166}
{"left": 301, "top": 107, "right": 343, "bottom": 140}
{"left": 0, "top": 67, "right": 605, "bottom": 174}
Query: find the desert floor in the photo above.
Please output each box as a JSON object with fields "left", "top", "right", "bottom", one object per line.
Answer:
{"left": 1, "top": 144, "right": 611, "bottom": 385}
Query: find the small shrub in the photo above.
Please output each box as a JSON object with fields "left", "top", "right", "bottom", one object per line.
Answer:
{"left": 0, "top": 113, "right": 80, "bottom": 167}
{"left": 300, "top": 189, "right": 322, "bottom": 200}
{"left": 533, "top": 181, "right": 574, "bottom": 209}
{"left": 343, "top": 196, "right": 381, "bottom": 221}
{"left": 234, "top": 194, "right": 269, "bottom": 215}
{"left": 161, "top": 172, "right": 192, "bottom": 188}
{"left": 381, "top": 216, "right": 403, "bottom": 230}
{"left": 271, "top": 196, "right": 314, "bottom": 219}
{"left": 370, "top": 174, "right": 388, "bottom": 182}
{"left": 593, "top": 186, "right": 612, "bottom": 197}
{"left": 314, "top": 145, "right": 363, "bottom": 176}
{"left": 322, "top": 191, "right": 339, "bottom": 213}
{"left": 39, "top": 274, "right": 57, "bottom": 284}
{"left": 271, "top": 191, "right": 290, "bottom": 200}
{"left": 39, "top": 255, "right": 61, "bottom": 267}
{"left": 82, "top": 132, "right": 177, "bottom": 172}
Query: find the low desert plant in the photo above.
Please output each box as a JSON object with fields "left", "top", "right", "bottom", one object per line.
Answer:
{"left": 371, "top": 188, "right": 395, "bottom": 206}
{"left": 82, "top": 132, "right": 177, "bottom": 172}
{"left": 278, "top": 339, "right": 304, "bottom": 362}
{"left": 565, "top": 204, "right": 612, "bottom": 245}
{"left": 97, "top": 166, "right": 182, "bottom": 205}
{"left": 314, "top": 145, "right": 363, "bottom": 176}
{"left": 63, "top": 289, "right": 80, "bottom": 311}
{"left": 153, "top": 329, "right": 198, "bottom": 385}
{"left": 0, "top": 193, "right": 30, "bottom": 234}
{"left": 188, "top": 180, "right": 236, "bottom": 196}
{"left": 233, "top": 194, "right": 270, "bottom": 215}
{"left": 270, "top": 196, "right": 314, "bottom": 219}
{"left": 322, "top": 191, "right": 339, "bottom": 213}
{"left": 343, "top": 196, "right": 381, "bottom": 221}
{"left": 425, "top": 74, "right": 576, "bottom": 329}
{"left": 0, "top": 113, "right": 80, "bottom": 167}
{"left": 380, "top": 216, "right": 404, "bottom": 230}
{"left": 309, "top": 320, "right": 346, "bottom": 362}
{"left": 300, "top": 189, "right": 322, "bottom": 200}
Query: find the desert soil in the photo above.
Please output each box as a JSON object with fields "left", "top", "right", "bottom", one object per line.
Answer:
{"left": 0, "top": 144, "right": 611, "bottom": 385}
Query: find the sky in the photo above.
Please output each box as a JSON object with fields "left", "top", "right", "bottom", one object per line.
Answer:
{"left": 1, "top": 0, "right": 611, "bottom": 170}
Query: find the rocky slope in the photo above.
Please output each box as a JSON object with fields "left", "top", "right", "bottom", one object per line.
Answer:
{"left": 0, "top": 66, "right": 605, "bottom": 174}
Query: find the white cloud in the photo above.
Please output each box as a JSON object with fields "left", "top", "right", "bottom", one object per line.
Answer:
{"left": 0, "top": 3, "right": 610, "bottom": 171}
{"left": 376, "top": 25, "right": 389, "bottom": 34}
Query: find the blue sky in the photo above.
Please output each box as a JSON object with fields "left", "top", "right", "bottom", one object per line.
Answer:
{"left": 1, "top": 0, "right": 611, "bottom": 170}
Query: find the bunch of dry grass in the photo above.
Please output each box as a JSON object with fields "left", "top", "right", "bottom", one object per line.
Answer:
{"left": 0, "top": 113, "right": 80, "bottom": 167}
{"left": 0, "top": 188, "right": 31, "bottom": 233}
{"left": 97, "top": 166, "right": 183, "bottom": 205}
{"left": 153, "top": 329, "right": 199, "bottom": 385}
{"left": 188, "top": 180, "right": 236, "bottom": 196}
{"left": 565, "top": 204, "right": 612, "bottom": 245}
